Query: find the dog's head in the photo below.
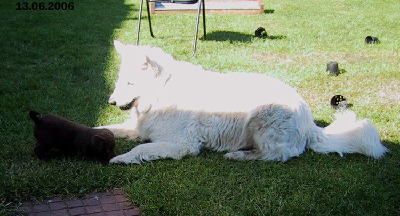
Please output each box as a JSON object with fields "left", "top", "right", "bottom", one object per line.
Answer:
{"left": 85, "top": 129, "right": 116, "bottom": 164}
{"left": 107, "top": 41, "right": 173, "bottom": 112}
{"left": 29, "top": 110, "right": 116, "bottom": 164}
{"left": 30, "top": 110, "right": 51, "bottom": 160}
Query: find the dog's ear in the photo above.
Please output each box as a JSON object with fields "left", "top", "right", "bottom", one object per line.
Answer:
{"left": 114, "top": 40, "right": 127, "bottom": 55}
{"left": 144, "top": 48, "right": 173, "bottom": 80}
{"left": 29, "top": 110, "right": 42, "bottom": 123}
{"left": 145, "top": 56, "right": 172, "bottom": 86}
{"left": 91, "top": 135, "right": 105, "bottom": 151}
{"left": 145, "top": 55, "right": 163, "bottom": 77}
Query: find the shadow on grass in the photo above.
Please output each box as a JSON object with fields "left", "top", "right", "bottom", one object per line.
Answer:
{"left": 0, "top": 0, "right": 131, "bottom": 124}
{"left": 203, "top": 30, "right": 286, "bottom": 43}
{"left": 204, "top": 31, "right": 253, "bottom": 43}
{"left": 314, "top": 119, "right": 330, "bottom": 127}
{"left": 264, "top": 9, "right": 275, "bottom": 14}
{"left": 0, "top": 0, "right": 132, "bottom": 202}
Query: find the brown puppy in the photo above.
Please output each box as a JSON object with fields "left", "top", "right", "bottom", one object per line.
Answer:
{"left": 29, "top": 110, "right": 116, "bottom": 164}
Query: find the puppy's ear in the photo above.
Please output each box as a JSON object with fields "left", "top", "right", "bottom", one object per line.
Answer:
{"left": 91, "top": 135, "right": 105, "bottom": 151}
{"left": 29, "top": 110, "right": 42, "bottom": 123}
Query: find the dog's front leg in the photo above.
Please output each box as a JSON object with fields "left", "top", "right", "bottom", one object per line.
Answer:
{"left": 34, "top": 141, "right": 52, "bottom": 161}
{"left": 110, "top": 142, "right": 202, "bottom": 164}
{"left": 95, "top": 119, "right": 139, "bottom": 140}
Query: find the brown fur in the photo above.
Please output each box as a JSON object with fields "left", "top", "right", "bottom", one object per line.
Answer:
{"left": 29, "top": 110, "right": 116, "bottom": 164}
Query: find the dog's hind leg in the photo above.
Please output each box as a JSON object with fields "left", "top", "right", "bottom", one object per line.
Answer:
{"left": 224, "top": 104, "right": 307, "bottom": 162}
{"left": 109, "top": 142, "right": 202, "bottom": 164}
{"left": 224, "top": 149, "right": 263, "bottom": 161}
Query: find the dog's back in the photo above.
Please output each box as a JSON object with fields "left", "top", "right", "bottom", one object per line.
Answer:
{"left": 30, "top": 110, "right": 83, "bottom": 156}
{"left": 31, "top": 110, "right": 90, "bottom": 132}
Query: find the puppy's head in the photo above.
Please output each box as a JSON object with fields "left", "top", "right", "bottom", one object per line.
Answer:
{"left": 29, "top": 110, "right": 49, "bottom": 159}
{"left": 29, "top": 110, "right": 42, "bottom": 123}
{"left": 89, "top": 129, "right": 116, "bottom": 164}
{"left": 29, "top": 110, "right": 71, "bottom": 145}
{"left": 29, "top": 110, "right": 49, "bottom": 140}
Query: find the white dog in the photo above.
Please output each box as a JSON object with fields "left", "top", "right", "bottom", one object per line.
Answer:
{"left": 97, "top": 40, "right": 388, "bottom": 164}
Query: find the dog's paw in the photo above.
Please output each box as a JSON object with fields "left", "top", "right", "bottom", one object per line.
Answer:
{"left": 108, "top": 129, "right": 139, "bottom": 140}
{"left": 109, "top": 154, "right": 141, "bottom": 165}
{"left": 93, "top": 124, "right": 139, "bottom": 139}
{"left": 223, "top": 151, "right": 245, "bottom": 160}
{"left": 124, "top": 130, "right": 140, "bottom": 140}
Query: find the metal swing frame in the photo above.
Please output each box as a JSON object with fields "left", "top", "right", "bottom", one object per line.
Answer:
{"left": 136, "top": 0, "right": 206, "bottom": 55}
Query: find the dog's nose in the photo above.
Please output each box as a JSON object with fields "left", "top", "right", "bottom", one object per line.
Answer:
{"left": 108, "top": 98, "right": 116, "bottom": 106}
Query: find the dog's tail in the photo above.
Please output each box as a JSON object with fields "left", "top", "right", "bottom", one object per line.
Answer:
{"left": 307, "top": 111, "right": 388, "bottom": 159}
{"left": 29, "top": 110, "right": 42, "bottom": 123}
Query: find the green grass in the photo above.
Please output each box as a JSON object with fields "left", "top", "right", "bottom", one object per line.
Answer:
{"left": 1, "top": 0, "right": 399, "bottom": 215}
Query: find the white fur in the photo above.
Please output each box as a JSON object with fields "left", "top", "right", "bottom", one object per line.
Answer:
{"left": 97, "top": 40, "right": 388, "bottom": 164}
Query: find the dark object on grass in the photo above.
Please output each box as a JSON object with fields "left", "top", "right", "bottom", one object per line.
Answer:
{"left": 327, "top": 61, "right": 339, "bottom": 75}
{"left": 255, "top": 27, "right": 268, "bottom": 38}
{"left": 330, "top": 95, "right": 348, "bottom": 110}
{"left": 365, "top": 36, "right": 379, "bottom": 44}
{"left": 29, "top": 110, "right": 116, "bottom": 164}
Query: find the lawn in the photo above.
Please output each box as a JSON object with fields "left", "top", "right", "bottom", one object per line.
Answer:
{"left": 1, "top": 0, "right": 399, "bottom": 215}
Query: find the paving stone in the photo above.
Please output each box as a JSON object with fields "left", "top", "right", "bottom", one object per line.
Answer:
{"left": 106, "top": 211, "right": 125, "bottom": 216}
{"left": 100, "top": 195, "right": 116, "bottom": 205}
{"left": 65, "top": 199, "right": 84, "bottom": 208}
{"left": 69, "top": 206, "right": 87, "bottom": 216}
{"left": 83, "top": 197, "right": 101, "bottom": 206}
{"left": 32, "top": 203, "right": 50, "bottom": 213}
{"left": 86, "top": 205, "right": 103, "bottom": 214}
{"left": 52, "top": 209, "right": 69, "bottom": 216}
{"left": 124, "top": 208, "right": 141, "bottom": 216}
{"left": 49, "top": 202, "right": 67, "bottom": 211}
{"left": 16, "top": 188, "right": 140, "bottom": 216}
{"left": 32, "top": 211, "right": 52, "bottom": 216}
{"left": 114, "top": 195, "right": 127, "bottom": 203}
{"left": 102, "top": 203, "right": 120, "bottom": 212}
{"left": 89, "top": 212, "right": 106, "bottom": 216}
